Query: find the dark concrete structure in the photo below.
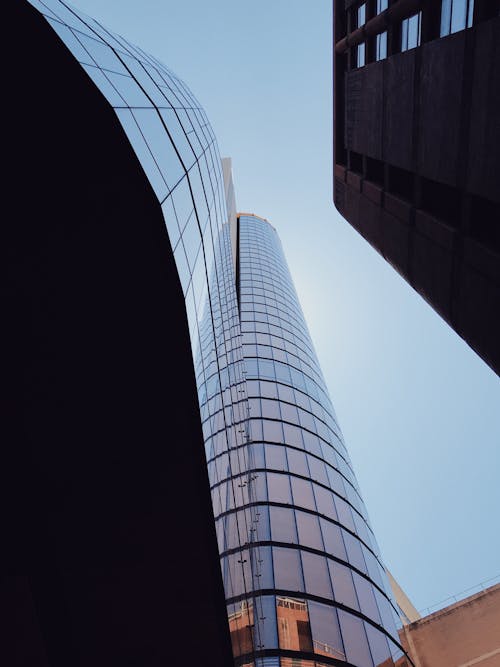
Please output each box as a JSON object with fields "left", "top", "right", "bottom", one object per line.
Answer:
{"left": 3, "top": 3, "right": 234, "bottom": 665}
{"left": 333, "top": 0, "right": 500, "bottom": 374}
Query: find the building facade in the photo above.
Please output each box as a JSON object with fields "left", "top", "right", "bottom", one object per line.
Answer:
{"left": 333, "top": 0, "right": 500, "bottom": 375}
{"left": 399, "top": 583, "right": 500, "bottom": 666}
{"left": 211, "top": 213, "right": 411, "bottom": 666}
{"left": 7, "top": 1, "right": 410, "bottom": 665}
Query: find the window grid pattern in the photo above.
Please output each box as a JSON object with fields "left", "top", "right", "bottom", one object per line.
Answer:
{"left": 222, "top": 215, "right": 408, "bottom": 666}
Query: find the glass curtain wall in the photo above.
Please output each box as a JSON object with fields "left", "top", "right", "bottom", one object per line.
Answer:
{"left": 220, "top": 214, "right": 410, "bottom": 667}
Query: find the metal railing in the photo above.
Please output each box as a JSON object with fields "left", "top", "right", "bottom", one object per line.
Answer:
{"left": 419, "top": 573, "right": 500, "bottom": 618}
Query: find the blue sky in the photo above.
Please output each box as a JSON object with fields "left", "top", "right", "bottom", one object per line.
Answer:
{"left": 65, "top": 0, "right": 499, "bottom": 613}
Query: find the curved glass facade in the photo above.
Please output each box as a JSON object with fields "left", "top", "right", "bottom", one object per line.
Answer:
{"left": 213, "top": 215, "right": 408, "bottom": 667}
{"left": 27, "top": 3, "right": 410, "bottom": 666}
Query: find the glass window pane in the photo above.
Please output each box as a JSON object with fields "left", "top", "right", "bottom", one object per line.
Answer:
{"left": 296, "top": 510, "right": 324, "bottom": 550}
{"left": 267, "top": 472, "right": 292, "bottom": 504}
{"left": 451, "top": 0, "right": 468, "bottom": 33}
{"left": 338, "top": 610, "right": 374, "bottom": 667}
{"left": 270, "top": 506, "right": 297, "bottom": 543}
{"left": 357, "top": 43, "right": 365, "bottom": 67}
{"left": 335, "top": 496, "right": 355, "bottom": 532}
{"left": 329, "top": 560, "right": 359, "bottom": 610}
{"left": 343, "top": 532, "right": 367, "bottom": 572}
{"left": 320, "top": 519, "right": 347, "bottom": 561}
{"left": 262, "top": 398, "right": 281, "bottom": 419}
{"left": 283, "top": 423, "right": 304, "bottom": 448}
{"left": 365, "top": 623, "right": 394, "bottom": 667}
{"left": 254, "top": 596, "right": 278, "bottom": 650}
{"left": 161, "top": 195, "right": 181, "bottom": 249}
{"left": 357, "top": 3, "right": 366, "bottom": 26}
{"left": 307, "top": 456, "right": 329, "bottom": 485}
{"left": 277, "top": 596, "right": 312, "bottom": 652}
{"left": 114, "top": 108, "right": 167, "bottom": 200}
{"left": 374, "top": 590, "right": 399, "bottom": 642}
{"left": 263, "top": 419, "right": 284, "bottom": 443}
{"left": 287, "top": 448, "right": 309, "bottom": 476}
{"left": 407, "top": 12, "right": 420, "bottom": 48}
{"left": 252, "top": 471, "right": 268, "bottom": 503}
{"left": 291, "top": 477, "right": 316, "bottom": 511}
{"left": 252, "top": 546, "right": 274, "bottom": 589}
{"left": 281, "top": 401, "right": 298, "bottom": 423}
{"left": 265, "top": 444, "right": 287, "bottom": 470}
{"left": 353, "top": 572, "right": 381, "bottom": 623}
{"left": 308, "top": 600, "right": 345, "bottom": 661}
{"left": 159, "top": 109, "right": 196, "bottom": 170}
{"left": 302, "top": 552, "right": 332, "bottom": 599}
{"left": 75, "top": 30, "right": 129, "bottom": 74}
{"left": 467, "top": 0, "right": 475, "bottom": 27}
{"left": 81, "top": 64, "right": 126, "bottom": 106}
{"left": 401, "top": 19, "right": 409, "bottom": 50}
{"left": 441, "top": 0, "right": 452, "bottom": 35}
{"left": 314, "top": 485, "right": 337, "bottom": 519}
{"left": 228, "top": 600, "right": 254, "bottom": 657}
{"left": 273, "top": 547, "right": 304, "bottom": 591}
{"left": 249, "top": 442, "right": 265, "bottom": 468}
{"left": 44, "top": 20, "right": 93, "bottom": 65}
{"left": 131, "top": 108, "right": 185, "bottom": 190}
{"left": 253, "top": 504, "right": 270, "bottom": 542}
{"left": 376, "top": 31, "right": 387, "bottom": 60}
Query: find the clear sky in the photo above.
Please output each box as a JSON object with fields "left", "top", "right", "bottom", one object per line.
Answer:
{"left": 65, "top": 0, "right": 499, "bottom": 613}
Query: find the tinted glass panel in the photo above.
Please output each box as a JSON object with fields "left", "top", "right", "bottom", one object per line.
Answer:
{"left": 273, "top": 548, "right": 304, "bottom": 591}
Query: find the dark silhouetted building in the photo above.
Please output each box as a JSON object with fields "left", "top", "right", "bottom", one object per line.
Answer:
{"left": 5, "top": 1, "right": 411, "bottom": 665}
{"left": 333, "top": 0, "right": 500, "bottom": 374}
{"left": 5, "top": 2, "right": 236, "bottom": 665}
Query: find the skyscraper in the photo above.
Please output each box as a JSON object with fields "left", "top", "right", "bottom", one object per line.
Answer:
{"left": 212, "top": 213, "right": 409, "bottom": 666}
{"left": 7, "top": 1, "right": 410, "bottom": 665}
{"left": 333, "top": 0, "right": 500, "bottom": 374}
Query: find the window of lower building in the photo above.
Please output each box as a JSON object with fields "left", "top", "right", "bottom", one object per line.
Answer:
{"left": 376, "top": 0, "right": 388, "bottom": 13}
{"left": 357, "top": 42, "right": 366, "bottom": 67}
{"left": 440, "top": 0, "right": 474, "bottom": 36}
{"left": 401, "top": 12, "right": 422, "bottom": 51}
{"left": 357, "top": 3, "right": 366, "bottom": 27}
{"left": 376, "top": 31, "right": 387, "bottom": 60}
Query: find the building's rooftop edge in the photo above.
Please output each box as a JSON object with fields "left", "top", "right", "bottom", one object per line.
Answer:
{"left": 409, "top": 583, "right": 500, "bottom": 628}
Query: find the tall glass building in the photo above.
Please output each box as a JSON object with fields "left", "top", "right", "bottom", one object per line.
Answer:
{"left": 12, "top": 2, "right": 411, "bottom": 665}
{"left": 213, "top": 214, "right": 409, "bottom": 667}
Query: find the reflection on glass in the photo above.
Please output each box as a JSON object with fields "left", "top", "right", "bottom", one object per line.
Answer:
{"left": 308, "top": 600, "right": 345, "bottom": 661}
{"left": 276, "top": 597, "right": 312, "bottom": 652}
{"left": 228, "top": 600, "right": 254, "bottom": 657}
